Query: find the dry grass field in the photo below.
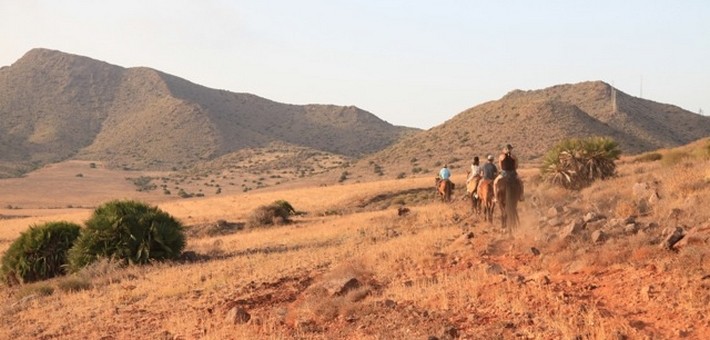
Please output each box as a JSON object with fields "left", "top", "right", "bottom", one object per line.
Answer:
{"left": 1, "top": 140, "right": 709, "bottom": 339}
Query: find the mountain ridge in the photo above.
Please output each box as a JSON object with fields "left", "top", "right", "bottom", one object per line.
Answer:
{"left": 0, "top": 48, "right": 416, "bottom": 177}
{"left": 359, "top": 80, "right": 709, "bottom": 177}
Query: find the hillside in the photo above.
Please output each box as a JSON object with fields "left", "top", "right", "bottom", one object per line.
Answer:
{"left": 1, "top": 139, "right": 708, "bottom": 339}
{"left": 361, "top": 81, "right": 709, "bottom": 177}
{"left": 0, "top": 48, "right": 416, "bottom": 178}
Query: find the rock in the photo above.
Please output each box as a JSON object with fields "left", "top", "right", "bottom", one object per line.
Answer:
{"left": 632, "top": 182, "right": 652, "bottom": 199}
{"left": 428, "top": 336, "right": 440, "bottom": 340}
{"left": 648, "top": 191, "right": 661, "bottom": 205}
{"left": 323, "top": 277, "right": 361, "bottom": 296}
{"left": 486, "top": 263, "right": 504, "bottom": 275}
{"left": 661, "top": 227, "right": 685, "bottom": 250}
{"left": 383, "top": 299, "right": 397, "bottom": 308}
{"left": 225, "top": 307, "right": 251, "bottom": 324}
{"left": 623, "top": 223, "right": 639, "bottom": 234}
{"left": 397, "top": 206, "right": 410, "bottom": 216}
{"left": 585, "top": 219, "right": 606, "bottom": 230}
{"left": 547, "top": 217, "right": 564, "bottom": 227}
{"left": 591, "top": 230, "right": 606, "bottom": 243}
{"left": 440, "top": 325, "right": 459, "bottom": 339}
{"left": 640, "top": 285, "right": 654, "bottom": 301}
{"left": 547, "top": 206, "right": 563, "bottom": 218}
{"left": 528, "top": 271, "right": 551, "bottom": 285}
{"left": 530, "top": 247, "right": 541, "bottom": 256}
{"left": 561, "top": 219, "right": 585, "bottom": 239}
{"left": 583, "top": 212, "right": 601, "bottom": 223}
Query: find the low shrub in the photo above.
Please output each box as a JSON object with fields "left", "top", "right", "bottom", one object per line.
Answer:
{"left": 248, "top": 200, "right": 296, "bottom": 227}
{"left": 1, "top": 221, "right": 81, "bottom": 285}
{"left": 633, "top": 152, "right": 662, "bottom": 163}
{"left": 67, "top": 200, "right": 186, "bottom": 271}
{"left": 661, "top": 151, "right": 688, "bottom": 167}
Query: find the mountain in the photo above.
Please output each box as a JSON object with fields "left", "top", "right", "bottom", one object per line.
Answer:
{"left": 363, "top": 81, "right": 710, "bottom": 175}
{"left": 0, "top": 48, "right": 416, "bottom": 177}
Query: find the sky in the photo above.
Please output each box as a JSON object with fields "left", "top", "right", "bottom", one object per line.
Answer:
{"left": 1, "top": 0, "right": 709, "bottom": 129}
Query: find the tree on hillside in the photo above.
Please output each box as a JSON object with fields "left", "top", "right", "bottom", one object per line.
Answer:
{"left": 541, "top": 136, "right": 621, "bottom": 190}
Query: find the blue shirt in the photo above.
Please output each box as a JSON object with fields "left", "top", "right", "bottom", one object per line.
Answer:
{"left": 481, "top": 162, "right": 497, "bottom": 180}
{"left": 439, "top": 167, "right": 451, "bottom": 180}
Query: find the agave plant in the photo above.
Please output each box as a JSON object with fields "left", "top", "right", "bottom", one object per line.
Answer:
{"left": 67, "top": 200, "right": 186, "bottom": 271}
{"left": 541, "top": 136, "right": 621, "bottom": 190}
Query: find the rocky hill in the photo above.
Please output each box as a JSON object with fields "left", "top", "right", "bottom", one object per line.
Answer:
{"left": 363, "top": 81, "right": 710, "bottom": 176}
{"left": 0, "top": 48, "right": 416, "bottom": 177}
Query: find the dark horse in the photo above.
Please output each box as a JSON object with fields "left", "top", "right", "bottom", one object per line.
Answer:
{"left": 476, "top": 179, "right": 495, "bottom": 222}
{"left": 495, "top": 176, "right": 521, "bottom": 231}
{"left": 436, "top": 178, "right": 454, "bottom": 202}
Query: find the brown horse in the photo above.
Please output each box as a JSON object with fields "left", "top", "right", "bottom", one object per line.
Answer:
{"left": 436, "top": 178, "right": 454, "bottom": 202}
{"left": 466, "top": 180, "right": 481, "bottom": 214}
{"left": 477, "top": 179, "right": 495, "bottom": 222}
{"left": 495, "top": 175, "right": 521, "bottom": 231}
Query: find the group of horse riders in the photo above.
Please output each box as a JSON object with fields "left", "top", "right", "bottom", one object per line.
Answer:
{"left": 437, "top": 144, "right": 524, "bottom": 203}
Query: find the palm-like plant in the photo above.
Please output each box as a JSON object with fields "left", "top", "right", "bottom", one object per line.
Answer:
{"left": 1, "top": 221, "right": 81, "bottom": 285}
{"left": 541, "top": 137, "right": 621, "bottom": 190}
{"left": 67, "top": 200, "right": 185, "bottom": 271}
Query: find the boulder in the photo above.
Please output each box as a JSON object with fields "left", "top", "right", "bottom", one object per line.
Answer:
{"left": 547, "top": 206, "right": 563, "bottom": 218}
{"left": 591, "top": 230, "right": 607, "bottom": 243}
{"left": 323, "top": 277, "right": 361, "bottom": 296}
{"left": 561, "top": 219, "right": 585, "bottom": 239}
{"left": 624, "top": 223, "right": 639, "bottom": 234}
{"left": 660, "top": 227, "right": 685, "bottom": 250}
{"left": 547, "top": 217, "right": 564, "bottom": 227}
{"left": 583, "top": 212, "right": 603, "bottom": 223}
{"left": 225, "top": 307, "right": 251, "bottom": 324}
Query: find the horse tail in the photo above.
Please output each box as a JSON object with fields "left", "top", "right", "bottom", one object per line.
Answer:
{"left": 505, "top": 179, "right": 520, "bottom": 229}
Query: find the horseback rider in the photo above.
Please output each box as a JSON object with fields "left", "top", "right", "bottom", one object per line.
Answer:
{"left": 493, "top": 144, "right": 524, "bottom": 201}
{"left": 481, "top": 154, "right": 498, "bottom": 181}
{"left": 466, "top": 156, "right": 482, "bottom": 196}
{"left": 438, "top": 164, "right": 451, "bottom": 182}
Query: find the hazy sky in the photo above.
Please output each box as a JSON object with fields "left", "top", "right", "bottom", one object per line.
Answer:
{"left": 2, "top": 1, "right": 709, "bottom": 129}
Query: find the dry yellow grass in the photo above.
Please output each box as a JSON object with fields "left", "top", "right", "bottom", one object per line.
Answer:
{"left": 1, "top": 148, "right": 709, "bottom": 339}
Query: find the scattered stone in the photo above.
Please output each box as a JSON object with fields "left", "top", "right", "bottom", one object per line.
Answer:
{"left": 702, "top": 274, "right": 710, "bottom": 280}
{"left": 527, "top": 272, "right": 551, "bottom": 285}
{"left": 547, "top": 217, "right": 564, "bottom": 227}
{"left": 661, "top": 227, "right": 685, "bottom": 250}
{"left": 383, "top": 299, "right": 397, "bottom": 308}
{"left": 486, "top": 263, "right": 504, "bottom": 275}
{"left": 561, "top": 219, "right": 585, "bottom": 239}
{"left": 648, "top": 191, "right": 661, "bottom": 205}
{"left": 530, "top": 247, "right": 541, "bottom": 256}
{"left": 640, "top": 285, "right": 654, "bottom": 301}
{"left": 591, "top": 230, "right": 606, "bottom": 243}
{"left": 323, "top": 277, "right": 361, "bottom": 296}
{"left": 629, "top": 319, "right": 646, "bottom": 330}
{"left": 397, "top": 206, "right": 410, "bottom": 216}
{"left": 623, "top": 223, "right": 639, "bottom": 234}
{"left": 547, "top": 206, "right": 563, "bottom": 218}
{"left": 585, "top": 219, "right": 606, "bottom": 230}
{"left": 583, "top": 212, "right": 602, "bottom": 223}
{"left": 428, "top": 336, "right": 440, "bottom": 340}
{"left": 225, "top": 307, "right": 251, "bottom": 324}
{"left": 440, "top": 325, "right": 459, "bottom": 339}
{"left": 632, "top": 182, "right": 652, "bottom": 199}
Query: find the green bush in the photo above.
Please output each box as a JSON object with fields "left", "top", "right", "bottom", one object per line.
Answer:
{"left": 67, "top": 200, "right": 186, "bottom": 271}
{"left": 541, "top": 136, "right": 621, "bottom": 190}
{"left": 1, "top": 221, "right": 81, "bottom": 285}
